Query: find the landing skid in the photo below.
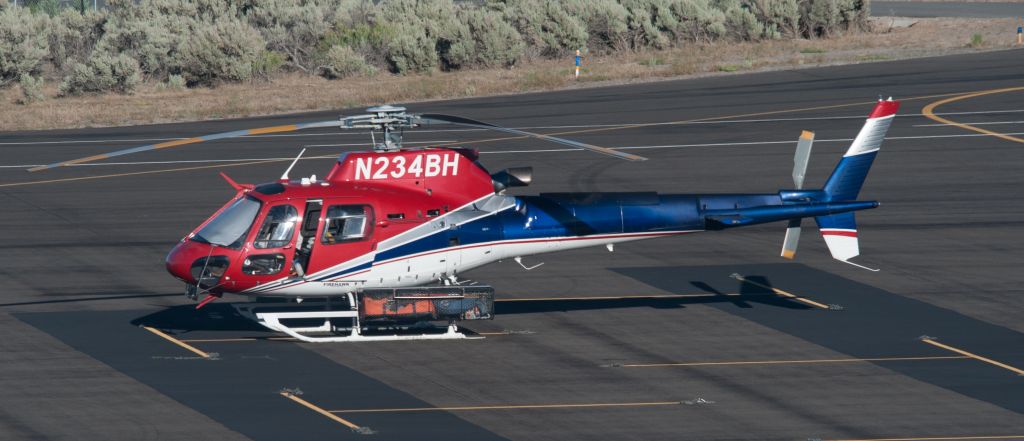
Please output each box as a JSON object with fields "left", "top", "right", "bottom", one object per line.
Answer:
{"left": 234, "top": 289, "right": 492, "bottom": 343}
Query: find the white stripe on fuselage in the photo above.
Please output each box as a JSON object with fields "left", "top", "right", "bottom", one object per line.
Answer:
{"left": 243, "top": 193, "right": 510, "bottom": 295}
{"left": 252, "top": 230, "right": 696, "bottom": 296}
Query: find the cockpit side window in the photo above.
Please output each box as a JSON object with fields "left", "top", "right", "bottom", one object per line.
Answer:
{"left": 322, "top": 205, "right": 370, "bottom": 244}
{"left": 254, "top": 204, "right": 298, "bottom": 249}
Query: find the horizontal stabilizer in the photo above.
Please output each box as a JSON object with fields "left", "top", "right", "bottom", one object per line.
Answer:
{"left": 705, "top": 201, "right": 877, "bottom": 229}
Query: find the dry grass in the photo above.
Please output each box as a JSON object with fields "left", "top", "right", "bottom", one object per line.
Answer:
{"left": 2, "top": 17, "right": 1019, "bottom": 132}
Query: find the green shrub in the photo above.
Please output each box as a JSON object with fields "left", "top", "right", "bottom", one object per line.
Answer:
{"left": 1, "top": 0, "right": 870, "bottom": 92}
{"left": 94, "top": 0, "right": 180, "bottom": 77}
{"left": 672, "top": 0, "right": 728, "bottom": 43}
{"left": 253, "top": 50, "right": 286, "bottom": 79}
{"left": 23, "top": 0, "right": 60, "bottom": 16}
{"left": 49, "top": 9, "right": 106, "bottom": 73}
{"left": 378, "top": 0, "right": 471, "bottom": 71}
{"left": 247, "top": 0, "right": 333, "bottom": 73}
{"left": 384, "top": 21, "right": 439, "bottom": 74}
{"left": 452, "top": 8, "right": 524, "bottom": 68}
{"left": 59, "top": 53, "right": 140, "bottom": 96}
{"left": 0, "top": 6, "right": 50, "bottom": 88}
{"left": 970, "top": 33, "right": 984, "bottom": 48}
{"left": 566, "top": 0, "right": 629, "bottom": 52}
{"left": 746, "top": 0, "right": 801, "bottom": 38}
{"left": 165, "top": 74, "right": 186, "bottom": 90}
{"left": 18, "top": 74, "right": 45, "bottom": 104}
{"left": 174, "top": 18, "right": 266, "bottom": 85}
{"left": 500, "top": 0, "right": 588, "bottom": 57}
{"left": 320, "top": 45, "right": 375, "bottom": 79}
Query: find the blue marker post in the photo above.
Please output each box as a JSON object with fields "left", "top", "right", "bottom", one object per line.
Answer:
{"left": 1018, "top": 25, "right": 1022, "bottom": 45}
{"left": 574, "top": 49, "right": 581, "bottom": 79}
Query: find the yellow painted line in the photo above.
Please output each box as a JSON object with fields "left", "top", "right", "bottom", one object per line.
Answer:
{"left": 498, "top": 293, "right": 730, "bottom": 302}
{"left": 730, "top": 274, "right": 830, "bottom": 309}
{"left": 142, "top": 326, "right": 211, "bottom": 358}
{"left": 1, "top": 158, "right": 284, "bottom": 188}
{"left": 436, "top": 90, "right": 971, "bottom": 149}
{"left": 922, "top": 86, "right": 1024, "bottom": 144}
{"left": 179, "top": 336, "right": 298, "bottom": 343}
{"left": 828, "top": 435, "right": 1024, "bottom": 441}
{"left": 621, "top": 355, "right": 968, "bottom": 368}
{"left": 280, "top": 392, "right": 364, "bottom": 431}
{"left": 921, "top": 338, "right": 1024, "bottom": 376}
{"left": 330, "top": 401, "right": 681, "bottom": 414}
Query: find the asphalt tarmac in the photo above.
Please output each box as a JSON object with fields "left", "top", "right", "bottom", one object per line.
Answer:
{"left": 2, "top": 49, "right": 1024, "bottom": 440}
{"left": 873, "top": 1, "right": 1024, "bottom": 18}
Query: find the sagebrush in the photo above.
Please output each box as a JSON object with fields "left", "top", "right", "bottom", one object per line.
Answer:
{"left": 2, "top": 0, "right": 867, "bottom": 95}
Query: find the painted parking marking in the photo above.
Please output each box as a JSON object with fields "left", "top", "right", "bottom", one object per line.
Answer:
{"left": 142, "top": 326, "right": 211, "bottom": 358}
{"left": 180, "top": 336, "right": 298, "bottom": 343}
{"left": 913, "top": 120, "right": 1024, "bottom": 127}
{"left": 921, "top": 338, "right": 1024, "bottom": 376}
{"left": 280, "top": 391, "right": 369, "bottom": 433}
{"left": 329, "top": 400, "right": 682, "bottom": 414}
{"left": 3, "top": 87, "right": 1023, "bottom": 187}
{"left": 7, "top": 128, "right": 1023, "bottom": 171}
{"left": 729, "top": 273, "right": 830, "bottom": 309}
{"left": 618, "top": 355, "right": 969, "bottom": 368}
{"left": 827, "top": 435, "right": 1024, "bottom": 441}
{"left": 922, "top": 86, "right": 1024, "bottom": 145}
{"left": 498, "top": 292, "right": 731, "bottom": 302}
{"left": 8, "top": 108, "right": 1023, "bottom": 148}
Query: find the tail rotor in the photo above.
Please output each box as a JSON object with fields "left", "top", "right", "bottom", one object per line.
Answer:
{"left": 780, "top": 130, "right": 814, "bottom": 259}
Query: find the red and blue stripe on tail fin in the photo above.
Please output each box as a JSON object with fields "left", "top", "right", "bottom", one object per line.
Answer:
{"left": 815, "top": 99, "right": 899, "bottom": 261}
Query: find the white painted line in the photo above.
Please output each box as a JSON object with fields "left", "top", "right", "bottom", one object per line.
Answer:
{"left": 3, "top": 129, "right": 1017, "bottom": 168}
{"left": 5, "top": 109, "right": 1024, "bottom": 148}
{"left": 913, "top": 120, "right": 1024, "bottom": 128}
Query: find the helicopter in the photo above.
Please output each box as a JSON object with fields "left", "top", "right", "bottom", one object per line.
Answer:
{"left": 31, "top": 100, "right": 899, "bottom": 342}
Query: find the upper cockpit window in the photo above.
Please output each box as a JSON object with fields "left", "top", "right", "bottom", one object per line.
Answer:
{"left": 254, "top": 182, "right": 286, "bottom": 195}
{"left": 194, "top": 196, "right": 261, "bottom": 249}
{"left": 254, "top": 204, "right": 298, "bottom": 249}
{"left": 322, "top": 205, "right": 369, "bottom": 244}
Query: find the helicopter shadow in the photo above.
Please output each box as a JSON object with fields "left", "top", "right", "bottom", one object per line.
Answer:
{"left": 131, "top": 303, "right": 268, "bottom": 334}
{"left": 496, "top": 275, "right": 810, "bottom": 315}
{"left": 130, "top": 273, "right": 808, "bottom": 335}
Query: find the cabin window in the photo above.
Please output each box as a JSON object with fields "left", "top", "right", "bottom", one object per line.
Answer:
{"left": 427, "top": 209, "right": 440, "bottom": 217}
{"left": 387, "top": 213, "right": 405, "bottom": 220}
{"left": 254, "top": 205, "right": 298, "bottom": 249}
{"left": 242, "top": 254, "right": 285, "bottom": 275}
{"left": 322, "top": 205, "right": 371, "bottom": 244}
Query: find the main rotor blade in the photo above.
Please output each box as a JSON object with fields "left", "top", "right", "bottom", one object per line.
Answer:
{"left": 28, "top": 120, "right": 339, "bottom": 172}
{"left": 419, "top": 113, "right": 647, "bottom": 162}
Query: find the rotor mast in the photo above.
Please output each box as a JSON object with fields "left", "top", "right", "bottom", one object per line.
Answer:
{"left": 341, "top": 105, "right": 418, "bottom": 152}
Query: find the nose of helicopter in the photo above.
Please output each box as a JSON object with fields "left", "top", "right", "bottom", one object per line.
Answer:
{"left": 165, "top": 241, "right": 196, "bottom": 283}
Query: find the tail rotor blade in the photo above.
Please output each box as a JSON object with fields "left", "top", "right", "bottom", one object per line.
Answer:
{"left": 781, "top": 218, "right": 802, "bottom": 259}
{"left": 420, "top": 113, "right": 647, "bottom": 162}
{"left": 792, "top": 130, "right": 814, "bottom": 189}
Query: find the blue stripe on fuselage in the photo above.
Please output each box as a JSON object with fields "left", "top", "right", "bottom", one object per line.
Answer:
{"left": 313, "top": 192, "right": 775, "bottom": 282}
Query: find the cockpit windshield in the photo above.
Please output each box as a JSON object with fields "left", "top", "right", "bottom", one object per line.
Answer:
{"left": 193, "top": 196, "right": 261, "bottom": 249}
